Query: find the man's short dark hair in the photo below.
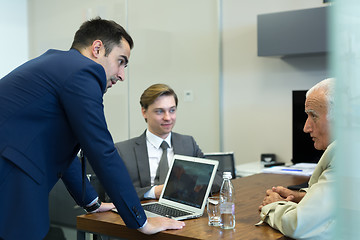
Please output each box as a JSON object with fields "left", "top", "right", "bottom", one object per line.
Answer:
{"left": 71, "top": 17, "right": 133, "bottom": 56}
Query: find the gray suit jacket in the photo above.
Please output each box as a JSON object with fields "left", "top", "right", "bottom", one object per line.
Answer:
{"left": 115, "top": 131, "right": 222, "bottom": 200}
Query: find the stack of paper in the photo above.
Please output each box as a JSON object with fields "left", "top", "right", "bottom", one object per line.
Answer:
{"left": 262, "top": 163, "right": 317, "bottom": 176}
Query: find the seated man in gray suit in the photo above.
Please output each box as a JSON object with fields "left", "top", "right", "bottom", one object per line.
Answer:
{"left": 115, "top": 84, "right": 222, "bottom": 200}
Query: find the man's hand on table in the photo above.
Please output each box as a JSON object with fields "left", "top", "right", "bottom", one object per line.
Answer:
{"left": 138, "top": 217, "right": 185, "bottom": 235}
{"left": 258, "top": 185, "right": 307, "bottom": 211}
{"left": 271, "top": 186, "right": 306, "bottom": 203}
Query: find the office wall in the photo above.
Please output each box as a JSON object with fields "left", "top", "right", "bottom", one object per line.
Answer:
{"left": 126, "top": 0, "right": 220, "bottom": 151}
{"left": 1, "top": 1, "right": 28, "bottom": 78}
{"left": 28, "top": 0, "right": 131, "bottom": 143}
{"left": 27, "top": 0, "right": 329, "bottom": 165}
{"left": 28, "top": 0, "right": 220, "bottom": 152}
{"left": 222, "top": 0, "right": 329, "bottom": 164}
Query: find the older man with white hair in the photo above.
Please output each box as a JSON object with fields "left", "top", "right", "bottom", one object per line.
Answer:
{"left": 258, "top": 78, "right": 336, "bottom": 240}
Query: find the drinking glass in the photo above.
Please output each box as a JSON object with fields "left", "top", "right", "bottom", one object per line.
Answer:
{"left": 207, "top": 196, "right": 221, "bottom": 226}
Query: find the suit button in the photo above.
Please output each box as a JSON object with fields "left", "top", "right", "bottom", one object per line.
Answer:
{"left": 132, "top": 206, "right": 141, "bottom": 218}
{"left": 57, "top": 172, "right": 62, "bottom": 178}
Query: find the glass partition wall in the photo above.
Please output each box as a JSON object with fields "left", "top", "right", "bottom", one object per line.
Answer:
{"left": 332, "top": 1, "right": 360, "bottom": 238}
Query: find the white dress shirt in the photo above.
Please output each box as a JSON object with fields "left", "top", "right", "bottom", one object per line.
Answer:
{"left": 143, "top": 130, "right": 174, "bottom": 199}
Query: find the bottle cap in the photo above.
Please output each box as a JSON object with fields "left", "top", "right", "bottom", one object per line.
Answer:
{"left": 222, "top": 171, "right": 232, "bottom": 179}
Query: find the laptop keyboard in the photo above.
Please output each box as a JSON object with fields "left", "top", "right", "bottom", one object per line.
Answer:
{"left": 143, "top": 203, "right": 190, "bottom": 218}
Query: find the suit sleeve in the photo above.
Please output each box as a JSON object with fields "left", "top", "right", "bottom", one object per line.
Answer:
{"left": 136, "top": 186, "right": 153, "bottom": 200}
{"left": 59, "top": 64, "right": 146, "bottom": 229}
{"left": 114, "top": 142, "right": 152, "bottom": 200}
{"left": 61, "top": 156, "right": 98, "bottom": 207}
{"left": 190, "top": 136, "right": 204, "bottom": 158}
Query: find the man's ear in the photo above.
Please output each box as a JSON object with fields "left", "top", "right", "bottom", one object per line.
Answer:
{"left": 141, "top": 107, "right": 147, "bottom": 118}
{"left": 141, "top": 107, "right": 148, "bottom": 122}
{"left": 91, "top": 40, "right": 103, "bottom": 58}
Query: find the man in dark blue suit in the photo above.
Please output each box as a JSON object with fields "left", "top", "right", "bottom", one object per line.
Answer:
{"left": 0, "top": 18, "right": 184, "bottom": 239}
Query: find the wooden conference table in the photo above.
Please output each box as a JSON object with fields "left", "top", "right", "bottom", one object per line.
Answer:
{"left": 77, "top": 173, "right": 309, "bottom": 240}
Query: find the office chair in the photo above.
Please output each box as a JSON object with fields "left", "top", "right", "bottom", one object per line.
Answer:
{"left": 48, "top": 180, "right": 87, "bottom": 228}
{"left": 43, "top": 225, "right": 66, "bottom": 240}
{"left": 85, "top": 160, "right": 108, "bottom": 202}
{"left": 204, "top": 152, "right": 237, "bottom": 179}
{"left": 48, "top": 158, "right": 108, "bottom": 230}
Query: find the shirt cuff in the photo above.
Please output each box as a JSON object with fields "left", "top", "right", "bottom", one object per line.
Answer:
{"left": 144, "top": 186, "right": 156, "bottom": 199}
{"left": 139, "top": 220, "right": 148, "bottom": 229}
{"left": 86, "top": 197, "right": 99, "bottom": 207}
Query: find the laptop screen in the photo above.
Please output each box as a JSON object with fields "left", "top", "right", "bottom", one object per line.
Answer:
{"left": 162, "top": 159, "right": 215, "bottom": 209}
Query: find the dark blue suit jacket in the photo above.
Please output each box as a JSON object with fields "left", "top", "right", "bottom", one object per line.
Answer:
{"left": 0, "top": 49, "right": 146, "bottom": 239}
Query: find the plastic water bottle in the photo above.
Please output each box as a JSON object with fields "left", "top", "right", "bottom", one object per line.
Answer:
{"left": 220, "top": 172, "right": 235, "bottom": 229}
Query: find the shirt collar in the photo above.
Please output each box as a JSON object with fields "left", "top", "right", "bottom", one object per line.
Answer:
{"left": 146, "top": 129, "right": 172, "bottom": 149}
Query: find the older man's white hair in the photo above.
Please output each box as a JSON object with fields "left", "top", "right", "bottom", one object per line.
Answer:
{"left": 306, "top": 78, "right": 335, "bottom": 121}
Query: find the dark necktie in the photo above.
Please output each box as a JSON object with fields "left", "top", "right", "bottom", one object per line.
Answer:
{"left": 154, "top": 141, "right": 169, "bottom": 185}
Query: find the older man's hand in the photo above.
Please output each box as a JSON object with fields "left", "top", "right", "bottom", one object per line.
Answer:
{"left": 272, "top": 186, "right": 306, "bottom": 203}
{"left": 259, "top": 189, "right": 288, "bottom": 211}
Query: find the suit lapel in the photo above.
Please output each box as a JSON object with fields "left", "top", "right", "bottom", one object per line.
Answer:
{"left": 135, "top": 132, "right": 151, "bottom": 187}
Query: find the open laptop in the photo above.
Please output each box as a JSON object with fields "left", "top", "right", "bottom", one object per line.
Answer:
{"left": 142, "top": 154, "right": 219, "bottom": 220}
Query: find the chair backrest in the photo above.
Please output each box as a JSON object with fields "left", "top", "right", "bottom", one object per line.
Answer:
{"left": 204, "top": 152, "right": 236, "bottom": 179}
{"left": 86, "top": 159, "right": 108, "bottom": 202}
